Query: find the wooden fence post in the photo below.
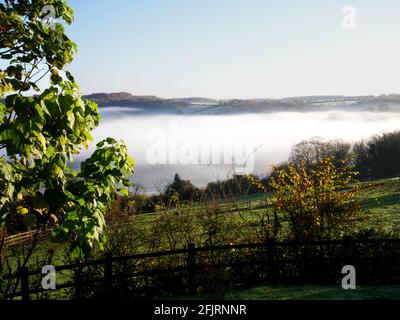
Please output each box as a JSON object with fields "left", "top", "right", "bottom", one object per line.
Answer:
{"left": 19, "top": 266, "right": 29, "bottom": 301}
{"left": 303, "top": 244, "right": 310, "bottom": 283}
{"left": 266, "top": 241, "right": 275, "bottom": 281}
{"left": 187, "top": 243, "right": 196, "bottom": 295}
{"left": 104, "top": 253, "right": 113, "bottom": 296}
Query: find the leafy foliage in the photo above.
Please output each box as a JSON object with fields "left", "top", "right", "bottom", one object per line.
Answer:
{"left": 269, "top": 157, "right": 362, "bottom": 241}
{"left": 0, "top": 0, "right": 133, "bottom": 258}
{"left": 164, "top": 174, "right": 200, "bottom": 202}
{"left": 289, "top": 137, "right": 352, "bottom": 171}
{"left": 205, "top": 174, "right": 262, "bottom": 198}
{"left": 353, "top": 131, "right": 400, "bottom": 180}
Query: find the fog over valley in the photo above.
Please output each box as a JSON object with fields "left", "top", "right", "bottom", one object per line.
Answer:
{"left": 74, "top": 106, "right": 400, "bottom": 192}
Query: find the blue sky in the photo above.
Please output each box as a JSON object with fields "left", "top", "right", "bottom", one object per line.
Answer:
{"left": 66, "top": 0, "right": 400, "bottom": 99}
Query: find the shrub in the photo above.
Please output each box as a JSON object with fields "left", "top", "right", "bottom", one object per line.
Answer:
{"left": 205, "top": 175, "right": 262, "bottom": 198}
{"left": 120, "top": 193, "right": 151, "bottom": 216}
{"left": 269, "top": 157, "right": 362, "bottom": 241}
{"left": 164, "top": 174, "right": 201, "bottom": 202}
{"left": 353, "top": 131, "right": 400, "bottom": 180}
{"left": 290, "top": 137, "right": 352, "bottom": 171}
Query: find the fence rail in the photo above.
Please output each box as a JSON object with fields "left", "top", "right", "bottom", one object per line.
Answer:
{"left": 3, "top": 230, "right": 51, "bottom": 248}
{"left": 2, "top": 238, "right": 400, "bottom": 300}
{"left": 2, "top": 218, "right": 130, "bottom": 248}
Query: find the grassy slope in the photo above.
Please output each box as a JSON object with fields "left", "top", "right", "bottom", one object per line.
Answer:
{"left": 357, "top": 178, "right": 400, "bottom": 234}
{"left": 3, "top": 177, "right": 400, "bottom": 299}
{"left": 172, "top": 285, "right": 400, "bottom": 300}
{"left": 240, "top": 177, "right": 400, "bottom": 235}
{"left": 227, "top": 178, "right": 400, "bottom": 300}
{"left": 5, "top": 177, "right": 400, "bottom": 268}
{"left": 224, "top": 285, "right": 400, "bottom": 300}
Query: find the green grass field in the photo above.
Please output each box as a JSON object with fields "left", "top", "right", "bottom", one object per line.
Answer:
{"left": 224, "top": 285, "right": 400, "bottom": 300}
{"left": 2, "top": 177, "right": 400, "bottom": 300}
{"left": 5, "top": 177, "right": 400, "bottom": 269}
{"left": 172, "top": 285, "right": 400, "bottom": 300}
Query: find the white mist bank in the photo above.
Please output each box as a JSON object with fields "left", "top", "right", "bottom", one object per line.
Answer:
{"left": 76, "top": 110, "right": 400, "bottom": 191}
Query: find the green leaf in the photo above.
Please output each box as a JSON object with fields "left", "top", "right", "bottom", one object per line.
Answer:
{"left": 33, "top": 197, "right": 49, "bottom": 214}
{"left": 17, "top": 207, "right": 29, "bottom": 216}
{"left": 65, "top": 71, "right": 75, "bottom": 82}
{"left": 120, "top": 188, "right": 129, "bottom": 197}
{"left": 0, "top": 0, "right": 133, "bottom": 260}
{"left": 23, "top": 214, "right": 38, "bottom": 227}
{"left": 1, "top": 54, "right": 13, "bottom": 60}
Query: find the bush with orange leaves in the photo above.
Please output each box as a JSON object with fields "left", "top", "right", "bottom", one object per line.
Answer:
{"left": 269, "top": 157, "right": 362, "bottom": 241}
